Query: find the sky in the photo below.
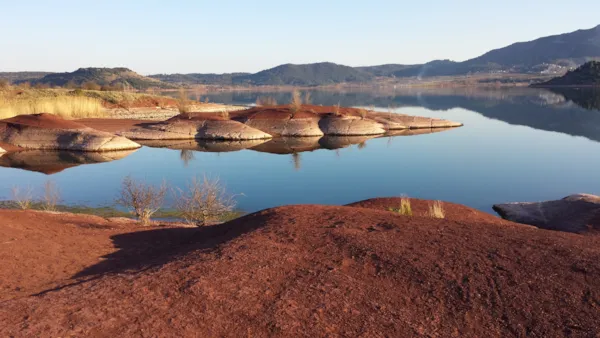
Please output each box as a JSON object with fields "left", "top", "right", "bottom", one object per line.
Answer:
{"left": 1, "top": 0, "right": 599, "bottom": 74}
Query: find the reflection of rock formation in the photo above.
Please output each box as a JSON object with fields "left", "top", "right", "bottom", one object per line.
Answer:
{"left": 381, "top": 128, "right": 457, "bottom": 137}
{"left": 546, "top": 88, "right": 600, "bottom": 111}
{"left": 139, "top": 127, "right": 459, "bottom": 156}
{"left": 0, "top": 149, "right": 138, "bottom": 175}
{"left": 137, "top": 139, "right": 268, "bottom": 152}
{"left": 250, "top": 137, "right": 321, "bottom": 154}
{"left": 319, "top": 135, "right": 377, "bottom": 150}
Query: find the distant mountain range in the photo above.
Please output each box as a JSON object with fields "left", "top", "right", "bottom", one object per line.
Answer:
{"left": 1, "top": 24, "right": 599, "bottom": 88}
{"left": 533, "top": 61, "right": 600, "bottom": 87}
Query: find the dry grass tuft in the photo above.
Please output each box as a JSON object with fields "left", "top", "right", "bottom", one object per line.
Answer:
{"left": 389, "top": 196, "right": 412, "bottom": 216}
{"left": 0, "top": 96, "right": 105, "bottom": 119}
{"left": 289, "top": 89, "right": 302, "bottom": 115}
{"left": 42, "top": 181, "right": 60, "bottom": 212}
{"left": 357, "top": 108, "right": 368, "bottom": 119}
{"left": 176, "top": 88, "right": 192, "bottom": 114}
{"left": 256, "top": 96, "right": 278, "bottom": 107}
{"left": 11, "top": 185, "right": 34, "bottom": 210}
{"left": 304, "top": 91, "right": 312, "bottom": 105}
{"left": 333, "top": 102, "right": 342, "bottom": 116}
{"left": 428, "top": 200, "right": 445, "bottom": 219}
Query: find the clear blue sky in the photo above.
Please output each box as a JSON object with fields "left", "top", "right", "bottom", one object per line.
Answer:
{"left": 1, "top": 0, "right": 599, "bottom": 74}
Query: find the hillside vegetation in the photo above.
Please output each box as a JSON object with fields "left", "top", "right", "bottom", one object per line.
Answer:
{"left": 30, "top": 68, "right": 176, "bottom": 90}
{"left": 533, "top": 61, "right": 600, "bottom": 87}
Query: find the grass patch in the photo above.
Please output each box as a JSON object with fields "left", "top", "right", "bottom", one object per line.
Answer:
{"left": 388, "top": 197, "right": 413, "bottom": 216}
{"left": 428, "top": 200, "right": 445, "bottom": 219}
{"left": 0, "top": 200, "right": 244, "bottom": 221}
{"left": 0, "top": 95, "right": 105, "bottom": 119}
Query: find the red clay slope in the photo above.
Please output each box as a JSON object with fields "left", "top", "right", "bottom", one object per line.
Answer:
{"left": 1, "top": 198, "right": 599, "bottom": 337}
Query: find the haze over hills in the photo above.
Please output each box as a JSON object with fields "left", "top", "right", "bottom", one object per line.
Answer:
{"left": 1, "top": 24, "right": 599, "bottom": 87}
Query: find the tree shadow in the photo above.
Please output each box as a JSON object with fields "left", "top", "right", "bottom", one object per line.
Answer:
{"left": 72, "top": 213, "right": 267, "bottom": 280}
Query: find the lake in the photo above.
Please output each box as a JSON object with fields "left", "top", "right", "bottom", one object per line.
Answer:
{"left": 2, "top": 87, "right": 600, "bottom": 215}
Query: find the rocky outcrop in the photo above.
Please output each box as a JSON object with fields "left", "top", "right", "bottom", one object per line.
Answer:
{"left": 493, "top": 194, "right": 600, "bottom": 233}
{"left": 116, "top": 105, "right": 462, "bottom": 141}
{"left": 367, "top": 111, "right": 463, "bottom": 129}
{"left": 318, "top": 116, "right": 385, "bottom": 135}
{"left": 119, "top": 118, "right": 272, "bottom": 141}
{"left": 0, "top": 114, "right": 141, "bottom": 152}
{"left": 250, "top": 137, "right": 322, "bottom": 154}
{"left": 0, "top": 149, "right": 138, "bottom": 174}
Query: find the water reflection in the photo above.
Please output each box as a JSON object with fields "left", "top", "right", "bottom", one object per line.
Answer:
{"left": 193, "top": 88, "right": 600, "bottom": 143}
{"left": 0, "top": 149, "right": 138, "bottom": 174}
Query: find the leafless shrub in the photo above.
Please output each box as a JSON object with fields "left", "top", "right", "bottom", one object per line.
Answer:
{"left": 428, "top": 200, "right": 445, "bottom": 219}
{"left": 289, "top": 89, "right": 302, "bottom": 115}
{"left": 256, "top": 96, "right": 277, "bottom": 107}
{"left": 42, "top": 180, "right": 60, "bottom": 211}
{"left": 204, "top": 97, "right": 210, "bottom": 103}
{"left": 11, "top": 185, "right": 33, "bottom": 209}
{"left": 219, "top": 110, "right": 230, "bottom": 119}
{"left": 116, "top": 176, "right": 167, "bottom": 225}
{"left": 174, "top": 176, "right": 238, "bottom": 226}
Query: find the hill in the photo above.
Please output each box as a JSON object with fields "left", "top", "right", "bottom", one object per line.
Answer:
{"left": 387, "top": 24, "right": 600, "bottom": 77}
{"left": 31, "top": 67, "right": 176, "bottom": 90}
{"left": 150, "top": 62, "right": 374, "bottom": 86}
{"left": 149, "top": 72, "right": 250, "bottom": 85}
{"left": 1, "top": 198, "right": 599, "bottom": 336}
{"left": 532, "top": 61, "right": 600, "bottom": 87}
{"left": 232, "top": 62, "right": 374, "bottom": 86}
{"left": 0, "top": 72, "right": 53, "bottom": 83}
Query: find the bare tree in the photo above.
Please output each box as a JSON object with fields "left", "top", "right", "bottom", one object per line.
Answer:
{"left": 11, "top": 185, "right": 34, "bottom": 209}
{"left": 116, "top": 176, "right": 167, "bottom": 225}
{"left": 174, "top": 176, "right": 237, "bottom": 226}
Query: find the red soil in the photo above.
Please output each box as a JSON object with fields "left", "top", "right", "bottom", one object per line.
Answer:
{"left": 76, "top": 118, "right": 154, "bottom": 133}
{"left": 230, "top": 104, "right": 365, "bottom": 121}
{"left": 1, "top": 198, "right": 599, "bottom": 337}
{"left": 1, "top": 113, "right": 89, "bottom": 130}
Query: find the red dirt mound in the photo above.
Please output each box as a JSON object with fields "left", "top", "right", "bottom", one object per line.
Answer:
{"left": 1, "top": 199, "right": 599, "bottom": 337}
{"left": 167, "top": 112, "right": 228, "bottom": 122}
{"left": 1, "top": 113, "right": 89, "bottom": 130}
{"left": 231, "top": 104, "right": 364, "bottom": 121}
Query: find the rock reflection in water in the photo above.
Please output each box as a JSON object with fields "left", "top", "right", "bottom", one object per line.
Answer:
{"left": 0, "top": 149, "right": 138, "bottom": 175}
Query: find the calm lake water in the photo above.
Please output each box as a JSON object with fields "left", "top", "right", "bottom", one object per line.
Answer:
{"left": 2, "top": 87, "right": 600, "bottom": 214}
